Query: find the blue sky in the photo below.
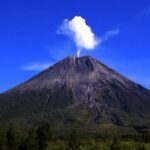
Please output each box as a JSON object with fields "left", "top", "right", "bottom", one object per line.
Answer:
{"left": 0, "top": 0, "right": 150, "bottom": 93}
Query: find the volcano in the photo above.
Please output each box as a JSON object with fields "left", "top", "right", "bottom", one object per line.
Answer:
{"left": 0, "top": 56, "right": 150, "bottom": 135}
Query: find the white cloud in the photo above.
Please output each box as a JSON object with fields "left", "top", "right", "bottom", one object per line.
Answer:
{"left": 58, "top": 16, "right": 99, "bottom": 57}
{"left": 21, "top": 62, "right": 52, "bottom": 71}
{"left": 58, "top": 16, "right": 120, "bottom": 57}
{"left": 102, "top": 29, "right": 120, "bottom": 41}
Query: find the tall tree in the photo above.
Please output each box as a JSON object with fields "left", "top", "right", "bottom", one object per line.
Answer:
{"left": 6, "top": 125, "right": 19, "bottom": 150}
{"left": 26, "top": 129, "right": 39, "bottom": 150}
{"left": 67, "top": 130, "right": 80, "bottom": 150}
{"left": 110, "top": 138, "right": 120, "bottom": 150}
{"left": 0, "top": 127, "right": 6, "bottom": 150}
{"left": 37, "top": 123, "right": 52, "bottom": 150}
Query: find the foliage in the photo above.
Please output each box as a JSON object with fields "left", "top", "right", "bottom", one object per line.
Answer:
{"left": 25, "top": 129, "right": 39, "bottom": 150}
{"left": 0, "top": 123, "right": 149, "bottom": 150}
{"left": 67, "top": 130, "right": 81, "bottom": 150}
{"left": 110, "top": 138, "right": 120, "bottom": 150}
{"left": 37, "top": 123, "right": 52, "bottom": 150}
{"left": 0, "top": 127, "right": 6, "bottom": 150}
{"left": 6, "top": 125, "right": 20, "bottom": 150}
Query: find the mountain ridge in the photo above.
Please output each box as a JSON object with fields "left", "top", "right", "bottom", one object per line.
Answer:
{"left": 5, "top": 55, "right": 148, "bottom": 93}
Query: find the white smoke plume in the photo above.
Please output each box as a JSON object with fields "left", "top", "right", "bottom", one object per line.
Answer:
{"left": 58, "top": 16, "right": 99, "bottom": 57}
{"left": 102, "top": 29, "right": 120, "bottom": 40}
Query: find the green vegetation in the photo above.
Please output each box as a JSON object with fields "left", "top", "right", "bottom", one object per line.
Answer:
{"left": 46, "top": 139, "right": 150, "bottom": 150}
{"left": 0, "top": 123, "right": 150, "bottom": 150}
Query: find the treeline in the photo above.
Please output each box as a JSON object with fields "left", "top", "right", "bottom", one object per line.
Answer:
{"left": 0, "top": 123, "right": 150, "bottom": 150}
{"left": 0, "top": 123, "right": 52, "bottom": 150}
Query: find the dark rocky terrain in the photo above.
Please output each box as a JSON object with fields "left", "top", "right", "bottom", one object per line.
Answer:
{"left": 0, "top": 55, "right": 150, "bottom": 136}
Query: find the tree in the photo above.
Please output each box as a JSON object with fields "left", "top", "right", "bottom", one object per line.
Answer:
{"left": 36, "top": 123, "right": 52, "bottom": 150}
{"left": 110, "top": 138, "right": 120, "bottom": 150}
{"left": 67, "top": 130, "right": 80, "bottom": 150}
{"left": 0, "top": 127, "right": 6, "bottom": 150}
{"left": 135, "top": 143, "right": 146, "bottom": 150}
{"left": 26, "top": 129, "right": 39, "bottom": 150}
{"left": 6, "top": 125, "right": 19, "bottom": 150}
{"left": 89, "top": 140, "right": 100, "bottom": 150}
{"left": 140, "top": 130, "right": 150, "bottom": 143}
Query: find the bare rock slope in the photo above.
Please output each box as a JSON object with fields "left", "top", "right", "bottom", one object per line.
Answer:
{"left": 0, "top": 56, "right": 150, "bottom": 134}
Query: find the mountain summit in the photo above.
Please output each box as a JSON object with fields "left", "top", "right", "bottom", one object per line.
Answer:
{"left": 0, "top": 56, "right": 150, "bottom": 135}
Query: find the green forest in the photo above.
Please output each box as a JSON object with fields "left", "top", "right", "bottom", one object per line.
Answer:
{"left": 0, "top": 122, "right": 150, "bottom": 150}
